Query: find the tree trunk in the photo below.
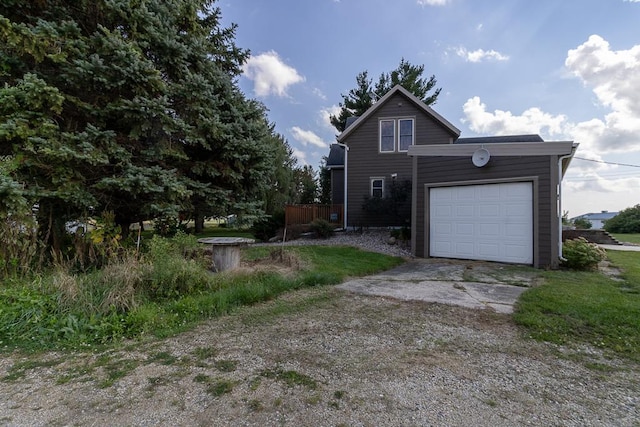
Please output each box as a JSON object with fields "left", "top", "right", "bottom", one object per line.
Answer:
{"left": 194, "top": 210, "right": 205, "bottom": 234}
{"left": 115, "top": 214, "right": 132, "bottom": 240}
{"left": 37, "top": 201, "right": 65, "bottom": 264}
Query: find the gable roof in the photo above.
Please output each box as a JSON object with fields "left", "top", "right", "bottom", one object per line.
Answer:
{"left": 336, "top": 85, "right": 461, "bottom": 143}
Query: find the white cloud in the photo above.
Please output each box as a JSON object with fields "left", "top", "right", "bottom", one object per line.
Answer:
{"left": 319, "top": 105, "right": 341, "bottom": 131}
{"left": 564, "top": 35, "right": 640, "bottom": 152}
{"left": 242, "top": 51, "right": 305, "bottom": 97}
{"left": 460, "top": 96, "right": 621, "bottom": 180}
{"left": 565, "top": 175, "right": 640, "bottom": 199}
{"left": 417, "top": 0, "right": 450, "bottom": 5}
{"left": 455, "top": 47, "right": 509, "bottom": 63}
{"left": 462, "top": 96, "right": 567, "bottom": 136}
{"left": 312, "top": 87, "right": 327, "bottom": 100}
{"left": 462, "top": 36, "right": 640, "bottom": 157}
{"left": 290, "top": 127, "right": 329, "bottom": 148}
{"left": 292, "top": 148, "right": 307, "bottom": 165}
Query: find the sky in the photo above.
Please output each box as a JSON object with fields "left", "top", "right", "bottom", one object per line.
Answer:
{"left": 220, "top": 0, "right": 640, "bottom": 218}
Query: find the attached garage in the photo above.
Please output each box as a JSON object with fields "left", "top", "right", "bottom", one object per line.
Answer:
{"left": 408, "top": 140, "right": 578, "bottom": 269}
{"left": 429, "top": 182, "right": 533, "bottom": 264}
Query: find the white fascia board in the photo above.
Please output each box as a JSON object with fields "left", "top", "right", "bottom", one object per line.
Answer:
{"left": 407, "top": 141, "right": 576, "bottom": 157}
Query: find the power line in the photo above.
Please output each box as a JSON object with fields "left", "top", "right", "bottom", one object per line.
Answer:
{"left": 573, "top": 156, "right": 640, "bottom": 168}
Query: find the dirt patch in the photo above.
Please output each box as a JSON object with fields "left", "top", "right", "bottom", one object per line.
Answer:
{"left": 1, "top": 287, "right": 638, "bottom": 426}
{"left": 233, "top": 248, "right": 308, "bottom": 278}
{"left": 599, "top": 259, "right": 625, "bottom": 281}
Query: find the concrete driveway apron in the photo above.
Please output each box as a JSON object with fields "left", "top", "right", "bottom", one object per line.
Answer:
{"left": 336, "top": 259, "right": 538, "bottom": 314}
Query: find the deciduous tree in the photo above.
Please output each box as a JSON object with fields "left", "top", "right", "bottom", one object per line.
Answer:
{"left": 604, "top": 205, "right": 640, "bottom": 234}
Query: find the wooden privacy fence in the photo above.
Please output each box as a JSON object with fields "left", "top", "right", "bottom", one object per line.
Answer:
{"left": 285, "top": 204, "right": 343, "bottom": 226}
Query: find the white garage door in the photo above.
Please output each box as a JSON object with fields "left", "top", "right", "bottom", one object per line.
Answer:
{"left": 429, "top": 182, "right": 533, "bottom": 264}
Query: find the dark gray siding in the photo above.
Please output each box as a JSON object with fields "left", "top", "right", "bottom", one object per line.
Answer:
{"left": 330, "top": 169, "right": 344, "bottom": 205}
{"left": 345, "top": 92, "right": 456, "bottom": 228}
{"left": 413, "top": 155, "right": 559, "bottom": 268}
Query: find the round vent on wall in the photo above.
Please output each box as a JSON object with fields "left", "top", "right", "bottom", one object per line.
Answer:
{"left": 471, "top": 148, "right": 490, "bottom": 167}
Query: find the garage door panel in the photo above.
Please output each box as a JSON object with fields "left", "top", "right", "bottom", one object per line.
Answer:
{"left": 478, "top": 223, "right": 500, "bottom": 236}
{"left": 502, "top": 245, "right": 530, "bottom": 263}
{"left": 432, "top": 241, "right": 452, "bottom": 253}
{"left": 432, "top": 223, "right": 452, "bottom": 235}
{"left": 505, "top": 183, "right": 531, "bottom": 198}
{"left": 429, "top": 182, "right": 533, "bottom": 264}
{"left": 454, "top": 242, "right": 474, "bottom": 255}
{"left": 456, "top": 205, "right": 474, "bottom": 217}
{"left": 479, "top": 185, "right": 501, "bottom": 199}
{"left": 432, "top": 205, "right": 452, "bottom": 218}
{"left": 479, "top": 204, "right": 500, "bottom": 217}
{"left": 505, "top": 203, "right": 529, "bottom": 216}
{"left": 456, "top": 223, "right": 474, "bottom": 235}
{"left": 478, "top": 243, "right": 500, "bottom": 257}
{"left": 456, "top": 187, "right": 475, "bottom": 199}
{"left": 505, "top": 223, "right": 529, "bottom": 238}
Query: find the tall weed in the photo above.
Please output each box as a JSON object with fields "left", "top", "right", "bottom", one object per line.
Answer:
{"left": 0, "top": 215, "right": 39, "bottom": 279}
{"left": 144, "top": 234, "right": 212, "bottom": 299}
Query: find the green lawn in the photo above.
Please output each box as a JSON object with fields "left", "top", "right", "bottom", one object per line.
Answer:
{"left": 514, "top": 250, "right": 640, "bottom": 361}
{"left": 611, "top": 233, "right": 640, "bottom": 245}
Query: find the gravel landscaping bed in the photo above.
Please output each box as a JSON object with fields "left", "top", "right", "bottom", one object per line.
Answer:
{"left": 257, "top": 229, "right": 413, "bottom": 259}
{"left": 1, "top": 232, "right": 639, "bottom": 426}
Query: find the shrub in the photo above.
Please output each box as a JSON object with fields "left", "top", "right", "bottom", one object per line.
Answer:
{"left": 604, "top": 204, "right": 640, "bottom": 233}
{"left": 561, "top": 237, "right": 606, "bottom": 270}
{"left": 309, "top": 218, "right": 334, "bottom": 239}
{"left": 390, "top": 226, "right": 411, "bottom": 241}
{"left": 573, "top": 217, "right": 592, "bottom": 229}
{"left": 251, "top": 210, "right": 285, "bottom": 242}
{"left": 153, "top": 215, "right": 187, "bottom": 237}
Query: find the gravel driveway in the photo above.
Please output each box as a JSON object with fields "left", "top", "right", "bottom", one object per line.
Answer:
{"left": 1, "top": 231, "right": 639, "bottom": 426}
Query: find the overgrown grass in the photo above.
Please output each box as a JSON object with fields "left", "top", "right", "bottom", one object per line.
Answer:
{"left": 514, "top": 250, "right": 640, "bottom": 361}
{"left": 611, "top": 233, "right": 640, "bottom": 245}
{"left": 0, "top": 236, "right": 403, "bottom": 352}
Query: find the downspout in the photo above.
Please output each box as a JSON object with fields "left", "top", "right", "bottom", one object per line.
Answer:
{"left": 334, "top": 143, "right": 349, "bottom": 231}
{"left": 557, "top": 151, "right": 575, "bottom": 262}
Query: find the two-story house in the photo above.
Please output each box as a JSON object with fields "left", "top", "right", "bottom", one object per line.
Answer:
{"left": 326, "top": 85, "right": 578, "bottom": 268}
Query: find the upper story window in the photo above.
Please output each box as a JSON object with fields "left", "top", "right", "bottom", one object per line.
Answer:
{"left": 380, "top": 120, "right": 395, "bottom": 152}
{"left": 379, "top": 118, "right": 414, "bottom": 153}
{"left": 398, "top": 119, "right": 414, "bottom": 151}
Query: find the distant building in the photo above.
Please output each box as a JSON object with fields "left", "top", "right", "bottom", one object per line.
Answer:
{"left": 572, "top": 211, "right": 619, "bottom": 229}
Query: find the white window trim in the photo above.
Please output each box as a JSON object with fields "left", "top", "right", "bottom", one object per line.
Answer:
{"left": 379, "top": 117, "right": 415, "bottom": 153}
{"left": 370, "top": 177, "right": 385, "bottom": 198}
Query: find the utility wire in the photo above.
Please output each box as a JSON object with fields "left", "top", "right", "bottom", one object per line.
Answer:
{"left": 573, "top": 156, "right": 640, "bottom": 168}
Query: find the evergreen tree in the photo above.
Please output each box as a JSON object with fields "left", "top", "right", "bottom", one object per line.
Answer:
{"left": 0, "top": 0, "right": 290, "bottom": 255}
{"left": 330, "top": 58, "right": 441, "bottom": 133}
{"left": 293, "top": 165, "right": 317, "bottom": 204}
{"left": 317, "top": 157, "right": 332, "bottom": 205}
